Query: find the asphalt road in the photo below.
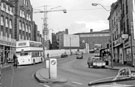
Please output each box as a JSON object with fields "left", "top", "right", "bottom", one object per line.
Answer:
{"left": 2, "top": 63, "right": 46, "bottom": 87}
{"left": 50, "top": 54, "right": 118, "bottom": 87}
{"left": 2, "top": 53, "right": 134, "bottom": 87}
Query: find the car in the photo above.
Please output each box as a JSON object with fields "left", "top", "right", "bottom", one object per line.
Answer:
{"left": 61, "top": 52, "right": 68, "bottom": 58}
{"left": 87, "top": 55, "right": 106, "bottom": 68}
{"left": 76, "top": 52, "right": 83, "bottom": 59}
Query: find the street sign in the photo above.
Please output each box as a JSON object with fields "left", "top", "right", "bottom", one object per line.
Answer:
{"left": 49, "top": 58, "right": 57, "bottom": 79}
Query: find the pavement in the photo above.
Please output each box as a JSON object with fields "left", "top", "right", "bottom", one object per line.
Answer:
{"left": 34, "top": 68, "right": 68, "bottom": 83}
{"left": 106, "top": 62, "right": 135, "bottom": 72}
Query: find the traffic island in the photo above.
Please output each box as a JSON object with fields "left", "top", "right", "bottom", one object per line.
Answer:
{"left": 34, "top": 68, "right": 68, "bottom": 83}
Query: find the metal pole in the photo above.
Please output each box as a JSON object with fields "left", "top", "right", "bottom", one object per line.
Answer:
{"left": 70, "top": 37, "right": 71, "bottom": 55}
{"left": 111, "top": 31, "right": 114, "bottom": 68}
{"left": 131, "top": 22, "right": 134, "bottom": 66}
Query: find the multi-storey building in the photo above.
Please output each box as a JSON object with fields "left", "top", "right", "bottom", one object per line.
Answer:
{"left": 109, "top": 0, "right": 135, "bottom": 66}
{"left": 55, "top": 29, "right": 69, "bottom": 49}
{"left": 108, "top": 0, "right": 123, "bottom": 64}
{"left": 0, "top": 0, "right": 16, "bottom": 64}
{"left": 14, "top": 0, "right": 33, "bottom": 41}
{"left": 75, "top": 29, "right": 110, "bottom": 51}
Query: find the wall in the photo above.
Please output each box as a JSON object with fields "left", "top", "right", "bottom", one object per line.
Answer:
{"left": 44, "top": 49, "right": 86, "bottom": 58}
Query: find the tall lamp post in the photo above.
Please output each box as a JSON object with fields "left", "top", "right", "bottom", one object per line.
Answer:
{"left": 34, "top": 6, "right": 67, "bottom": 67}
{"left": 91, "top": 3, "right": 114, "bottom": 68}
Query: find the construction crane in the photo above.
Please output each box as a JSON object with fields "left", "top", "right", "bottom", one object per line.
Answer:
{"left": 34, "top": 5, "right": 67, "bottom": 62}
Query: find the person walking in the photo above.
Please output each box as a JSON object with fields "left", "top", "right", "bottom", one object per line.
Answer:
{"left": 13, "top": 54, "right": 18, "bottom": 68}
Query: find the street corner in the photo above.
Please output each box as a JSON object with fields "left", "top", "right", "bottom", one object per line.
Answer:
{"left": 34, "top": 68, "right": 68, "bottom": 83}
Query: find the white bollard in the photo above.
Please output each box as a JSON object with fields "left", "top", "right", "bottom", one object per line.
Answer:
{"left": 49, "top": 58, "right": 57, "bottom": 79}
{"left": 46, "top": 60, "right": 49, "bottom": 68}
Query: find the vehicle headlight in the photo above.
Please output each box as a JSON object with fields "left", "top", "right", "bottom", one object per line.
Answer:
{"left": 93, "top": 63, "right": 96, "bottom": 65}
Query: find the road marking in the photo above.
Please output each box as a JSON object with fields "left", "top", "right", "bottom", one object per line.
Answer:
{"left": 43, "top": 84, "right": 50, "bottom": 87}
{"left": 39, "top": 83, "right": 50, "bottom": 87}
{"left": 72, "top": 81, "right": 83, "bottom": 85}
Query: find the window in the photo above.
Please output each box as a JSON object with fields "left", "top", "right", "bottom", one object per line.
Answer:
{"left": 5, "top": 18, "right": 8, "bottom": 27}
{"left": 10, "top": 7, "right": 13, "bottom": 15}
{"left": 9, "top": 33, "right": 11, "bottom": 38}
{"left": 9, "top": 20, "right": 12, "bottom": 29}
{"left": 6, "top": 4, "right": 8, "bottom": 13}
{"left": 1, "top": 16, "right": 4, "bottom": 26}
{"left": 22, "top": 23, "right": 24, "bottom": 30}
{"left": 1, "top": 3, "right": 4, "bottom": 11}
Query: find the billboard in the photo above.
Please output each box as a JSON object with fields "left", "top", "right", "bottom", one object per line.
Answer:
{"left": 64, "top": 34, "right": 80, "bottom": 47}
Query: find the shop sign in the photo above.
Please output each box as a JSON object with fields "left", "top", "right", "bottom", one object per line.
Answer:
{"left": 113, "top": 38, "right": 122, "bottom": 47}
{"left": 0, "top": 39, "right": 15, "bottom": 47}
{"left": 124, "top": 41, "right": 131, "bottom": 48}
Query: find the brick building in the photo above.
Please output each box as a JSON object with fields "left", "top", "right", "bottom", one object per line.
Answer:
{"left": 75, "top": 29, "right": 110, "bottom": 51}
{"left": 14, "top": 0, "right": 33, "bottom": 41}
{"left": 108, "top": 0, "right": 135, "bottom": 66}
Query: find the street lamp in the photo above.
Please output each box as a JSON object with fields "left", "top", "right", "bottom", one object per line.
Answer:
{"left": 92, "top": 3, "right": 110, "bottom": 11}
{"left": 92, "top": 3, "right": 114, "bottom": 68}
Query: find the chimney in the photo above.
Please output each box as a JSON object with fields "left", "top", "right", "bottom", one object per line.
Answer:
{"left": 90, "top": 29, "right": 93, "bottom": 32}
{"left": 65, "top": 29, "right": 68, "bottom": 34}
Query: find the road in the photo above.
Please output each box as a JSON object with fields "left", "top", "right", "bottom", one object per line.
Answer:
{"left": 50, "top": 54, "right": 118, "bottom": 87}
{"left": 2, "top": 53, "right": 131, "bottom": 87}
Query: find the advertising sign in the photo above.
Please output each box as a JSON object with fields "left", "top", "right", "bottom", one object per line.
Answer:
{"left": 49, "top": 58, "right": 57, "bottom": 79}
{"left": 64, "top": 34, "right": 80, "bottom": 47}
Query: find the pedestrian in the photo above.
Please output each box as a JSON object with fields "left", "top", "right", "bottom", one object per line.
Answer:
{"left": 13, "top": 54, "right": 18, "bottom": 68}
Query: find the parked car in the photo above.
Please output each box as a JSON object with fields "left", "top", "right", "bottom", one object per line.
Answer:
{"left": 76, "top": 52, "right": 83, "bottom": 59}
{"left": 87, "top": 54, "right": 106, "bottom": 68}
{"left": 61, "top": 52, "right": 68, "bottom": 58}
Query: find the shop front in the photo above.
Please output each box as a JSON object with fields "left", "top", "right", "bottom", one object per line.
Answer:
{"left": 124, "top": 40, "right": 132, "bottom": 66}
{"left": 113, "top": 37, "right": 124, "bottom": 64}
{"left": 0, "top": 39, "right": 16, "bottom": 65}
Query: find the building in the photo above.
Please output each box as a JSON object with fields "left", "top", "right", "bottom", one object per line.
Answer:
{"left": 51, "top": 33, "right": 59, "bottom": 49}
{"left": 75, "top": 29, "right": 110, "bottom": 52}
{"left": 14, "top": 0, "right": 33, "bottom": 41}
{"left": 108, "top": 0, "right": 123, "bottom": 64}
{"left": 55, "top": 29, "right": 69, "bottom": 49}
{"left": 0, "top": 0, "right": 16, "bottom": 64}
{"left": 108, "top": 0, "right": 135, "bottom": 66}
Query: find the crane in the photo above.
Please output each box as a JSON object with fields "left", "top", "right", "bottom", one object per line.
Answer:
{"left": 34, "top": 5, "right": 67, "bottom": 62}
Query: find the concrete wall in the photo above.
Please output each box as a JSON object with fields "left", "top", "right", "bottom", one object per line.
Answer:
{"left": 44, "top": 49, "right": 86, "bottom": 58}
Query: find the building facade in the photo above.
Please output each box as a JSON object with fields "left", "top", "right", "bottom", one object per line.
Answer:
{"left": 0, "top": 0, "right": 16, "bottom": 64}
{"left": 108, "top": 0, "right": 135, "bottom": 66}
{"left": 14, "top": 0, "right": 33, "bottom": 41}
{"left": 55, "top": 29, "right": 68, "bottom": 49}
{"left": 75, "top": 29, "right": 110, "bottom": 52}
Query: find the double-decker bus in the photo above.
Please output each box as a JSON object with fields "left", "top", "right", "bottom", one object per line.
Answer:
{"left": 16, "top": 40, "right": 43, "bottom": 65}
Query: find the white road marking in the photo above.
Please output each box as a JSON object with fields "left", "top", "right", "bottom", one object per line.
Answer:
{"left": 72, "top": 81, "right": 83, "bottom": 85}
{"left": 39, "top": 83, "right": 50, "bottom": 87}
{"left": 43, "top": 84, "right": 50, "bottom": 87}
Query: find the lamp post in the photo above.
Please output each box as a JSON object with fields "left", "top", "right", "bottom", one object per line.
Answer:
{"left": 91, "top": 3, "right": 114, "bottom": 68}
{"left": 92, "top": 3, "right": 110, "bottom": 11}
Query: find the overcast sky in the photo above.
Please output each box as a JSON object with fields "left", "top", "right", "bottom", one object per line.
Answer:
{"left": 31, "top": 0, "right": 117, "bottom": 34}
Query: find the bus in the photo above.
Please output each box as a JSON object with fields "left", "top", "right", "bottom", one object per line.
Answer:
{"left": 16, "top": 40, "right": 43, "bottom": 65}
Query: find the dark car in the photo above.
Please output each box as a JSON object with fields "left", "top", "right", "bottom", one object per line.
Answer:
{"left": 61, "top": 52, "right": 68, "bottom": 58}
{"left": 76, "top": 52, "right": 83, "bottom": 59}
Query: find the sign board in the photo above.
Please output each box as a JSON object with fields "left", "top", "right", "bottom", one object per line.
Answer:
{"left": 49, "top": 58, "right": 57, "bottom": 79}
{"left": 122, "top": 34, "right": 128, "bottom": 39}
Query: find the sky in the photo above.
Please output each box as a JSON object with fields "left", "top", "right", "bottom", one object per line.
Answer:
{"left": 31, "top": 0, "right": 117, "bottom": 34}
